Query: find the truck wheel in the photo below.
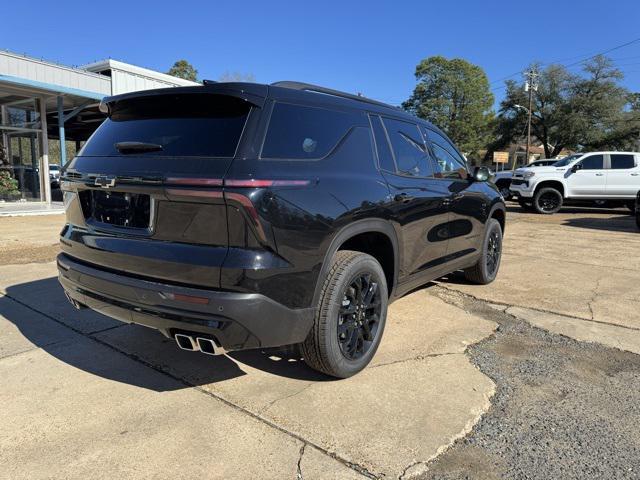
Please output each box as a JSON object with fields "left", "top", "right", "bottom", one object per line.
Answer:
{"left": 301, "top": 250, "right": 388, "bottom": 378}
{"left": 534, "top": 187, "right": 563, "bottom": 214}
{"left": 464, "top": 219, "right": 502, "bottom": 285}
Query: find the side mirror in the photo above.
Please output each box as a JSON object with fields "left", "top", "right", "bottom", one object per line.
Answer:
{"left": 571, "top": 163, "right": 582, "bottom": 173}
{"left": 473, "top": 166, "right": 490, "bottom": 182}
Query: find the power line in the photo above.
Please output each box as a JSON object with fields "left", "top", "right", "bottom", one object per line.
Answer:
{"left": 489, "top": 36, "right": 640, "bottom": 92}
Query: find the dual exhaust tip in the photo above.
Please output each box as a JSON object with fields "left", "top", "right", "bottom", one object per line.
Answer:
{"left": 174, "top": 333, "right": 226, "bottom": 356}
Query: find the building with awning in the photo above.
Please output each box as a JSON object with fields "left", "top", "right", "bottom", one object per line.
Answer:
{"left": 0, "top": 51, "right": 198, "bottom": 205}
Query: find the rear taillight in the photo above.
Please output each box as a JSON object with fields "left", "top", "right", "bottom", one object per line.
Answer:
{"left": 164, "top": 178, "right": 310, "bottom": 188}
{"left": 224, "top": 179, "right": 310, "bottom": 187}
{"left": 164, "top": 178, "right": 311, "bottom": 243}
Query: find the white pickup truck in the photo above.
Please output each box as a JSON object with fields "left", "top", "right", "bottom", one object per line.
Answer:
{"left": 509, "top": 152, "right": 640, "bottom": 214}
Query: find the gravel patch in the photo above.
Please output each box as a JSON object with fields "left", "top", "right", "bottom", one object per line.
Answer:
{"left": 422, "top": 289, "right": 640, "bottom": 480}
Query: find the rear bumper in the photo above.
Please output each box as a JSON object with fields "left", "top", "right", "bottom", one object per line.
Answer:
{"left": 57, "top": 253, "right": 314, "bottom": 351}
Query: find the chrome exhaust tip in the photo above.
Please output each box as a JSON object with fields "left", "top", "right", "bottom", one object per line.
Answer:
{"left": 196, "top": 337, "right": 226, "bottom": 356}
{"left": 174, "top": 333, "right": 197, "bottom": 351}
{"left": 64, "top": 291, "right": 86, "bottom": 310}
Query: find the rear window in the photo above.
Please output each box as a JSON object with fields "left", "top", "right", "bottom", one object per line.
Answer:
{"left": 80, "top": 94, "right": 251, "bottom": 157}
{"left": 261, "top": 103, "right": 355, "bottom": 159}
{"left": 610, "top": 154, "right": 636, "bottom": 169}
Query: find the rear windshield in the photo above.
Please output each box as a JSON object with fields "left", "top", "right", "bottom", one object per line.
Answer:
{"left": 80, "top": 94, "right": 251, "bottom": 157}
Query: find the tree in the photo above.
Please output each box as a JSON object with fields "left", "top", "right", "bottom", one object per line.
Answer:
{"left": 495, "top": 55, "right": 638, "bottom": 158}
{"left": 218, "top": 71, "right": 256, "bottom": 83}
{"left": 166, "top": 60, "right": 198, "bottom": 82}
{"left": 403, "top": 56, "right": 494, "bottom": 158}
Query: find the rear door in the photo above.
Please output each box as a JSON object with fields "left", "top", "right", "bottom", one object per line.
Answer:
{"left": 566, "top": 154, "right": 606, "bottom": 196}
{"left": 370, "top": 115, "right": 450, "bottom": 281}
{"left": 60, "top": 91, "right": 254, "bottom": 288}
{"left": 606, "top": 153, "right": 640, "bottom": 197}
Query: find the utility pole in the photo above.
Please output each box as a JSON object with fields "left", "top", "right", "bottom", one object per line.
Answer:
{"left": 524, "top": 68, "right": 538, "bottom": 166}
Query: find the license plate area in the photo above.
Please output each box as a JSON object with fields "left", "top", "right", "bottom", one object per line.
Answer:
{"left": 79, "top": 190, "right": 151, "bottom": 230}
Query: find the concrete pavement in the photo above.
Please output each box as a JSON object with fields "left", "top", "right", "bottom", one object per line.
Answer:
{"left": 1, "top": 205, "right": 639, "bottom": 478}
{"left": 0, "top": 215, "right": 497, "bottom": 479}
{"left": 440, "top": 206, "right": 640, "bottom": 356}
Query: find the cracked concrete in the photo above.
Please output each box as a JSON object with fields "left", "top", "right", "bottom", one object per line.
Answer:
{"left": 0, "top": 256, "right": 496, "bottom": 479}
{"left": 441, "top": 208, "right": 640, "bottom": 357}
{"left": 2, "top": 206, "right": 638, "bottom": 478}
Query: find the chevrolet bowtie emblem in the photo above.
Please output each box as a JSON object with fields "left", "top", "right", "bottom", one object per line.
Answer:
{"left": 94, "top": 176, "right": 116, "bottom": 188}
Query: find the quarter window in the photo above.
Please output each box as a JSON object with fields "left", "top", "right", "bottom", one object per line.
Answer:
{"left": 369, "top": 115, "right": 395, "bottom": 172}
{"left": 381, "top": 118, "right": 434, "bottom": 177}
{"left": 424, "top": 128, "right": 467, "bottom": 179}
{"left": 262, "top": 103, "right": 355, "bottom": 159}
{"left": 610, "top": 154, "right": 636, "bottom": 169}
{"left": 579, "top": 155, "right": 604, "bottom": 170}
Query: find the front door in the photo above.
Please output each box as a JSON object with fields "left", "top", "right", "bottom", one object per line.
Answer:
{"left": 422, "top": 127, "right": 485, "bottom": 261}
{"left": 566, "top": 154, "right": 606, "bottom": 197}
{"left": 606, "top": 153, "right": 640, "bottom": 197}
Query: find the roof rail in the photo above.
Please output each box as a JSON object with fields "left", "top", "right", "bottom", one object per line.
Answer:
{"left": 271, "top": 81, "right": 399, "bottom": 110}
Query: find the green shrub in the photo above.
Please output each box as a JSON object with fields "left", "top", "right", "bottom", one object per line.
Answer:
{"left": 0, "top": 171, "right": 19, "bottom": 196}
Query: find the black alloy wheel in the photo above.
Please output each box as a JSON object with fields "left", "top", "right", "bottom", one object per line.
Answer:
{"left": 534, "top": 187, "right": 563, "bottom": 214}
{"left": 486, "top": 229, "right": 501, "bottom": 276}
{"left": 337, "top": 273, "right": 382, "bottom": 360}
{"left": 301, "top": 250, "right": 388, "bottom": 378}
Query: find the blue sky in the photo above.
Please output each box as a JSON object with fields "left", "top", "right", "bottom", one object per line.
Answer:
{"left": 3, "top": 0, "right": 639, "bottom": 108}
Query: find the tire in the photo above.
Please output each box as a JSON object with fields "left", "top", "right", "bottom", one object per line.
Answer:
{"left": 534, "top": 187, "right": 563, "bottom": 214}
{"left": 301, "top": 250, "right": 388, "bottom": 378}
{"left": 518, "top": 199, "right": 534, "bottom": 211}
{"left": 464, "top": 218, "right": 503, "bottom": 285}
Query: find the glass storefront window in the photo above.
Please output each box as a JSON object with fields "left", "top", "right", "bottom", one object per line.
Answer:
{"left": 0, "top": 95, "right": 43, "bottom": 202}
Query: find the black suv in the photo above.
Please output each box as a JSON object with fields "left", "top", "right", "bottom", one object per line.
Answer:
{"left": 58, "top": 81, "right": 505, "bottom": 378}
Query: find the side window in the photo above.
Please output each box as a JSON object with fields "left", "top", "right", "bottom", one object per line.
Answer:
{"left": 369, "top": 115, "right": 395, "bottom": 172}
{"left": 261, "top": 103, "right": 354, "bottom": 159}
{"left": 381, "top": 117, "right": 434, "bottom": 178}
{"left": 579, "top": 155, "right": 604, "bottom": 170}
{"left": 610, "top": 154, "right": 636, "bottom": 169}
{"left": 423, "top": 128, "right": 467, "bottom": 179}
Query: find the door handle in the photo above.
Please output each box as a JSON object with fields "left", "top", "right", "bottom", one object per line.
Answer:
{"left": 595, "top": 173, "right": 604, "bottom": 176}
{"left": 394, "top": 193, "right": 414, "bottom": 203}
{"left": 631, "top": 173, "right": 639, "bottom": 176}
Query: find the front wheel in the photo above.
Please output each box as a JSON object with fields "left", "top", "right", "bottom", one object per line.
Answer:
{"left": 464, "top": 218, "right": 503, "bottom": 285}
{"left": 301, "top": 250, "right": 388, "bottom": 378}
{"left": 534, "top": 187, "right": 563, "bottom": 214}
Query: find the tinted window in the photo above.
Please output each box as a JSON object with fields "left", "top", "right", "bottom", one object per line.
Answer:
{"left": 369, "top": 115, "right": 395, "bottom": 172}
{"left": 610, "top": 154, "right": 636, "bottom": 169}
{"left": 382, "top": 118, "right": 433, "bottom": 177}
{"left": 262, "top": 103, "right": 354, "bottom": 159}
{"left": 580, "top": 155, "right": 604, "bottom": 170}
{"left": 424, "top": 128, "right": 467, "bottom": 179}
{"left": 81, "top": 94, "right": 250, "bottom": 157}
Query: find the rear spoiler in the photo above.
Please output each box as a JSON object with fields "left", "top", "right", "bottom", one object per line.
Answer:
{"left": 99, "top": 82, "right": 268, "bottom": 116}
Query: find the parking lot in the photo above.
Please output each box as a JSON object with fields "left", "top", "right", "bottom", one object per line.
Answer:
{"left": 1, "top": 205, "right": 639, "bottom": 479}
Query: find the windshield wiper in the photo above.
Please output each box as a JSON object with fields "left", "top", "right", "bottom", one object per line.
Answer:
{"left": 115, "top": 141, "right": 163, "bottom": 154}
